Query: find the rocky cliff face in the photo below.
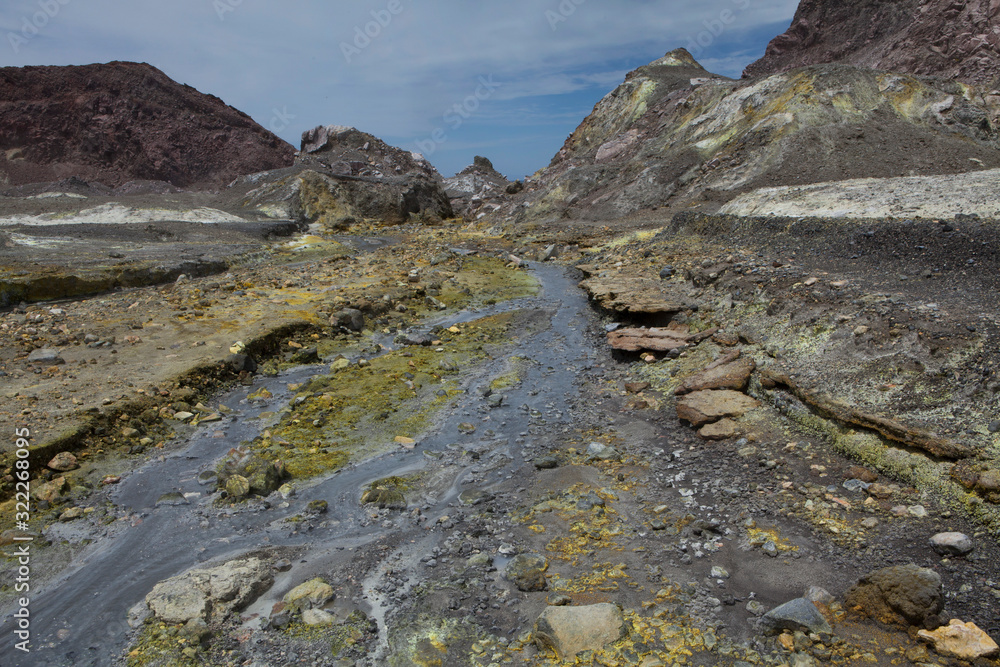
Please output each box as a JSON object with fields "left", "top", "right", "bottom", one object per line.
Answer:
{"left": 0, "top": 61, "right": 295, "bottom": 189}
{"left": 501, "top": 49, "right": 1000, "bottom": 227}
{"left": 743, "top": 0, "right": 1000, "bottom": 88}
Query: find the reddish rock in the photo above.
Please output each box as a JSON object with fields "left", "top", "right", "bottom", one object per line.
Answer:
{"left": 0, "top": 61, "right": 295, "bottom": 188}
{"left": 676, "top": 390, "right": 760, "bottom": 427}
{"left": 608, "top": 326, "right": 717, "bottom": 353}
{"left": 624, "top": 382, "right": 651, "bottom": 394}
{"left": 744, "top": 0, "right": 1000, "bottom": 89}
{"left": 698, "top": 418, "right": 740, "bottom": 440}
{"left": 675, "top": 357, "right": 755, "bottom": 395}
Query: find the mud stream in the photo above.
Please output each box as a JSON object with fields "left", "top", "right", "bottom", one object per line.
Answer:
{"left": 5, "top": 262, "right": 597, "bottom": 666}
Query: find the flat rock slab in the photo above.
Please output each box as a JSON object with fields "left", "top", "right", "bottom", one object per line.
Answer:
{"left": 608, "top": 326, "right": 717, "bottom": 353}
{"left": 918, "top": 619, "right": 1000, "bottom": 660}
{"left": 534, "top": 603, "right": 625, "bottom": 660}
{"left": 580, "top": 277, "right": 688, "bottom": 317}
{"left": 676, "top": 357, "right": 755, "bottom": 395}
{"left": 677, "top": 390, "right": 761, "bottom": 427}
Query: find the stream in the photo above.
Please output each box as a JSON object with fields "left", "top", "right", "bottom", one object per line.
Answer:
{"left": 2, "top": 261, "right": 601, "bottom": 667}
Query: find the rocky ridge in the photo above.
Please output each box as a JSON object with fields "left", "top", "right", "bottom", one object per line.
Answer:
{"left": 743, "top": 0, "right": 1000, "bottom": 89}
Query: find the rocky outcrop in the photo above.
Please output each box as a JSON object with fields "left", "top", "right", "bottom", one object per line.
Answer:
{"left": 499, "top": 49, "right": 1000, "bottom": 225}
{"left": 230, "top": 126, "right": 453, "bottom": 228}
{"left": 743, "top": 0, "right": 1000, "bottom": 89}
{"left": 0, "top": 61, "right": 295, "bottom": 188}
{"left": 443, "top": 156, "right": 513, "bottom": 220}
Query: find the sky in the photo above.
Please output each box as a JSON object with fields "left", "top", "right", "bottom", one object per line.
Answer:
{"left": 2, "top": 0, "right": 800, "bottom": 180}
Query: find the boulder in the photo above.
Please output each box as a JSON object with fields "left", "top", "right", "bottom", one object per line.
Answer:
{"left": 533, "top": 603, "right": 626, "bottom": 660}
{"left": 917, "top": 619, "right": 1000, "bottom": 660}
{"left": 844, "top": 564, "right": 943, "bottom": 628}
{"left": 505, "top": 554, "right": 549, "bottom": 592}
{"left": 145, "top": 557, "right": 273, "bottom": 624}
{"left": 676, "top": 390, "right": 760, "bottom": 427}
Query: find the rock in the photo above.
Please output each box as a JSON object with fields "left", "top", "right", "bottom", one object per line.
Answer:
{"left": 225, "top": 476, "right": 250, "bottom": 499}
{"left": 607, "top": 325, "right": 716, "bottom": 353}
{"left": 173, "top": 411, "right": 195, "bottom": 421}
{"left": 291, "top": 346, "right": 319, "bottom": 363}
{"left": 155, "top": 491, "right": 190, "bottom": 507}
{"left": 929, "top": 532, "right": 974, "bottom": 557}
{"left": 361, "top": 477, "right": 407, "bottom": 510}
{"left": 218, "top": 447, "right": 284, "bottom": 497}
{"left": 59, "top": 507, "right": 85, "bottom": 521}
{"left": 676, "top": 390, "right": 760, "bottom": 427}
{"left": 32, "top": 476, "right": 68, "bottom": 502}
{"left": 283, "top": 578, "right": 335, "bottom": 612}
{"left": 301, "top": 609, "right": 336, "bottom": 626}
{"left": 866, "top": 483, "right": 896, "bottom": 500}
{"left": 761, "top": 598, "right": 833, "bottom": 635}
{"left": 47, "top": 452, "right": 79, "bottom": 472}
{"left": 585, "top": 442, "right": 620, "bottom": 461}
{"left": 533, "top": 456, "right": 559, "bottom": 470}
{"left": 332, "top": 308, "right": 364, "bottom": 332}
{"left": 145, "top": 557, "right": 273, "bottom": 624}
{"left": 917, "top": 619, "right": 1000, "bottom": 660}
{"left": 581, "top": 277, "right": 688, "bottom": 323}
{"left": 505, "top": 553, "right": 549, "bottom": 592}
{"left": 226, "top": 353, "right": 257, "bottom": 374}
{"left": 624, "top": 381, "right": 651, "bottom": 394}
{"left": 27, "top": 348, "right": 64, "bottom": 365}
{"left": 844, "top": 564, "right": 943, "bottom": 628}
{"left": 698, "top": 418, "right": 740, "bottom": 440}
{"left": 675, "top": 357, "right": 755, "bottom": 395}
{"left": 533, "top": 603, "right": 626, "bottom": 660}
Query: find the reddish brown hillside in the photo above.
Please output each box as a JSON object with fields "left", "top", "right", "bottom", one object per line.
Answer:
{"left": 0, "top": 61, "right": 295, "bottom": 188}
{"left": 744, "top": 0, "right": 1000, "bottom": 88}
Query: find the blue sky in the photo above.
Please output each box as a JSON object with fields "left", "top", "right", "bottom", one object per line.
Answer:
{"left": 2, "top": 0, "right": 799, "bottom": 180}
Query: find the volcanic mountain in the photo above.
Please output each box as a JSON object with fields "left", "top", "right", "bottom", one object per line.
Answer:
{"left": 0, "top": 61, "right": 295, "bottom": 189}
